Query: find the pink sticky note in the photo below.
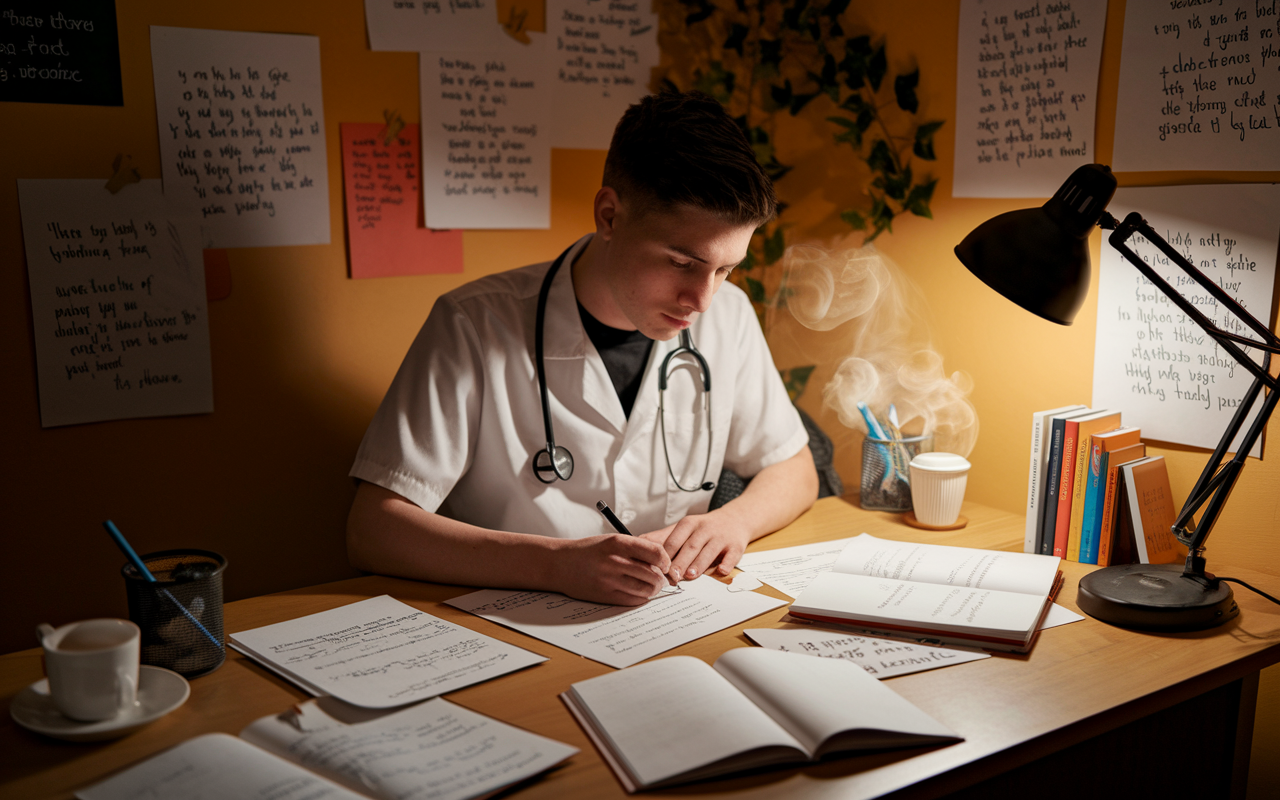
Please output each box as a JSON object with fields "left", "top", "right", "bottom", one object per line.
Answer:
{"left": 341, "top": 123, "right": 463, "bottom": 279}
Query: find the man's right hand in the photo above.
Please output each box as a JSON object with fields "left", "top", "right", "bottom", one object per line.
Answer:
{"left": 549, "top": 534, "right": 672, "bottom": 605}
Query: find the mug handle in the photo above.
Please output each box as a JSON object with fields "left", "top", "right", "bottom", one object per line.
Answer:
{"left": 117, "top": 670, "right": 139, "bottom": 712}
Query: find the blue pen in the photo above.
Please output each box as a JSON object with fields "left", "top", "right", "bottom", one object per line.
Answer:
{"left": 103, "top": 520, "right": 224, "bottom": 652}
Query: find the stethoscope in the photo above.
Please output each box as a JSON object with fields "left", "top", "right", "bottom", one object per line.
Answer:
{"left": 532, "top": 244, "right": 716, "bottom": 493}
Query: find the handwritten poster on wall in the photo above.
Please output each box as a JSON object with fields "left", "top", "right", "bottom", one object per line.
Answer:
{"left": 421, "top": 48, "right": 551, "bottom": 229}
{"left": 547, "top": 0, "right": 658, "bottom": 149}
{"left": 0, "top": 0, "right": 122, "bottom": 105}
{"left": 150, "top": 26, "right": 330, "bottom": 248}
{"left": 1112, "top": 1, "right": 1280, "bottom": 172}
{"left": 18, "top": 180, "right": 213, "bottom": 428}
{"left": 1092, "top": 184, "right": 1280, "bottom": 457}
{"left": 364, "top": 0, "right": 519, "bottom": 52}
{"left": 952, "top": 0, "right": 1108, "bottom": 198}
{"left": 340, "top": 123, "right": 464, "bottom": 279}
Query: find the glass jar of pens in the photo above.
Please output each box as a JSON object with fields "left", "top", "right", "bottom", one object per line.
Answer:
{"left": 106, "top": 521, "right": 227, "bottom": 678}
{"left": 856, "top": 402, "right": 931, "bottom": 512}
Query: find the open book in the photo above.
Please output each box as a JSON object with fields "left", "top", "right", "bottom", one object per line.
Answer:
{"left": 789, "top": 534, "right": 1063, "bottom": 653}
{"left": 77, "top": 697, "right": 577, "bottom": 800}
{"left": 561, "top": 648, "right": 960, "bottom": 792}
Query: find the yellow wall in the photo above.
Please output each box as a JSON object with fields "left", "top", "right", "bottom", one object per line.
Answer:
{"left": 1, "top": 0, "right": 1276, "bottom": 794}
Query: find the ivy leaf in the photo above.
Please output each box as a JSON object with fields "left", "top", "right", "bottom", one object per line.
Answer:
{"left": 770, "top": 80, "right": 792, "bottom": 110}
{"left": 724, "top": 23, "right": 750, "bottom": 57}
{"left": 867, "top": 44, "right": 887, "bottom": 91}
{"left": 867, "top": 139, "right": 897, "bottom": 174}
{"left": 739, "top": 247, "right": 757, "bottom": 272}
{"left": 693, "top": 61, "right": 735, "bottom": 104}
{"left": 905, "top": 178, "right": 938, "bottom": 218}
{"left": 823, "top": 0, "right": 852, "bottom": 20}
{"left": 913, "top": 120, "right": 945, "bottom": 160}
{"left": 841, "top": 208, "right": 867, "bottom": 230}
{"left": 779, "top": 365, "right": 816, "bottom": 403}
{"left": 828, "top": 115, "right": 864, "bottom": 148}
{"left": 789, "top": 91, "right": 819, "bottom": 115}
{"left": 759, "top": 38, "right": 783, "bottom": 69}
{"left": 782, "top": 0, "right": 811, "bottom": 31}
{"left": 867, "top": 197, "right": 895, "bottom": 241}
{"left": 682, "top": 0, "right": 715, "bottom": 25}
{"left": 841, "top": 36, "right": 872, "bottom": 89}
{"left": 744, "top": 276, "right": 766, "bottom": 303}
{"left": 840, "top": 93, "right": 868, "bottom": 114}
{"left": 882, "top": 164, "right": 913, "bottom": 201}
{"left": 894, "top": 69, "right": 919, "bottom": 113}
{"left": 763, "top": 227, "right": 786, "bottom": 265}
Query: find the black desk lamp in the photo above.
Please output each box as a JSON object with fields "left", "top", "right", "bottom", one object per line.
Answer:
{"left": 955, "top": 164, "right": 1279, "bottom": 632}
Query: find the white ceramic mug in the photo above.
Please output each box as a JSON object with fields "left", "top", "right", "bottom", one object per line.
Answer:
{"left": 909, "top": 452, "right": 972, "bottom": 527}
{"left": 39, "top": 618, "right": 140, "bottom": 722}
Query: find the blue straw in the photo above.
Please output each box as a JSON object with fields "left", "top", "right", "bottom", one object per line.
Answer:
{"left": 103, "top": 520, "right": 224, "bottom": 652}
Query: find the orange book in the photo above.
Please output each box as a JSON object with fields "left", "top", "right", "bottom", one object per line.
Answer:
{"left": 1065, "top": 412, "right": 1122, "bottom": 561}
{"left": 1096, "top": 442, "right": 1147, "bottom": 566}
{"left": 1052, "top": 410, "right": 1113, "bottom": 559}
{"left": 1121, "top": 456, "right": 1184, "bottom": 565}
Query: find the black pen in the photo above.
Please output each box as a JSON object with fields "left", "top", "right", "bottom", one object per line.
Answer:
{"left": 595, "top": 500, "right": 634, "bottom": 536}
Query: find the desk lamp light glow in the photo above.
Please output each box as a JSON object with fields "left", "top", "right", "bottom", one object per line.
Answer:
{"left": 955, "top": 164, "right": 1279, "bottom": 632}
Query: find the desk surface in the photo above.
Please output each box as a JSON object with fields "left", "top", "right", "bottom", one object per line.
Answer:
{"left": 3, "top": 497, "right": 1280, "bottom": 799}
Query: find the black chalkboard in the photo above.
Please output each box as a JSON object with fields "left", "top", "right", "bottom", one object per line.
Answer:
{"left": 1, "top": 0, "right": 122, "bottom": 106}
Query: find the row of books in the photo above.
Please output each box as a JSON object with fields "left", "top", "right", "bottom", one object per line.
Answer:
{"left": 1024, "top": 405, "right": 1182, "bottom": 566}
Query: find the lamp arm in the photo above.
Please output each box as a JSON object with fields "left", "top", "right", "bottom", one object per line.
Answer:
{"left": 1105, "top": 211, "right": 1279, "bottom": 577}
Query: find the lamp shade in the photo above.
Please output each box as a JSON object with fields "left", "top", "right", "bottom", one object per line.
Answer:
{"left": 954, "top": 164, "right": 1118, "bottom": 326}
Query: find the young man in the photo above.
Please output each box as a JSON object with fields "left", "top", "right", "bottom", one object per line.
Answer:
{"left": 347, "top": 92, "right": 817, "bottom": 605}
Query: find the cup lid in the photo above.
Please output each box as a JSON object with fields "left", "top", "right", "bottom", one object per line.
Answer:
{"left": 910, "top": 452, "right": 971, "bottom": 472}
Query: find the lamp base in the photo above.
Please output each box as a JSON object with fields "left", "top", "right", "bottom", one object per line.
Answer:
{"left": 1077, "top": 563, "right": 1238, "bottom": 632}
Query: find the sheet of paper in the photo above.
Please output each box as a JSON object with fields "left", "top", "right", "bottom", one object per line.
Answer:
{"left": 150, "top": 26, "right": 330, "bottom": 248}
{"left": 735, "top": 538, "right": 857, "bottom": 599}
{"left": 446, "top": 575, "right": 785, "bottom": 669}
{"left": 952, "top": 0, "right": 1108, "bottom": 198}
{"left": 833, "top": 534, "right": 1062, "bottom": 596}
{"left": 365, "top": 0, "right": 524, "bottom": 52}
{"left": 340, "top": 123, "right": 464, "bottom": 279}
{"left": 241, "top": 698, "right": 577, "bottom": 800}
{"left": 547, "top": 0, "right": 659, "bottom": 149}
{"left": 421, "top": 47, "right": 552, "bottom": 229}
{"left": 228, "top": 595, "right": 546, "bottom": 708}
{"left": 1091, "top": 184, "right": 1280, "bottom": 456}
{"left": 744, "top": 624, "right": 990, "bottom": 678}
{"left": 1, "top": 0, "right": 123, "bottom": 105}
{"left": 1041, "top": 603, "right": 1084, "bottom": 628}
{"left": 17, "top": 179, "right": 213, "bottom": 428}
{"left": 76, "top": 733, "right": 364, "bottom": 800}
{"left": 1113, "top": 1, "right": 1280, "bottom": 172}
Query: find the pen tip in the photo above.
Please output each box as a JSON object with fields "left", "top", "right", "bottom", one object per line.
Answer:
{"left": 595, "top": 500, "right": 606, "bottom": 511}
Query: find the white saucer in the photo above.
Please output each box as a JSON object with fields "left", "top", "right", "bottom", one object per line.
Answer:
{"left": 9, "top": 665, "right": 190, "bottom": 742}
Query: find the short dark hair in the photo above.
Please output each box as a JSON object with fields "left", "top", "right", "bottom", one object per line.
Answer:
{"left": 603, "top": 91, "right": 776, "bottom": 227}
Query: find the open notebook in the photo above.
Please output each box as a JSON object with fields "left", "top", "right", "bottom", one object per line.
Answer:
{"left": 561, "top": 648, "right": 960, "bottom": 792}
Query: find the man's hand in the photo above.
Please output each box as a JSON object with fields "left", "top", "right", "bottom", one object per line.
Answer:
{"left": 549, "top": 534, "right": 673, "bottom": 605}
{"left": 641, "top": 513, "right": 752, "bottom": 585}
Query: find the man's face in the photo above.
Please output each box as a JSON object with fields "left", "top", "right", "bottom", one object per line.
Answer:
{"left": 599, "top": 195, "right": 757, "bottom": 341}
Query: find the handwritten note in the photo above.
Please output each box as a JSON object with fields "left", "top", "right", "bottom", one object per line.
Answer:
{"left": 340, "top": 123, "right": 464, "bottom": 279}
{"left": 0, "top": 0, "right": 122, "bottom": 105}
{"left": 1113, "top": 2, "right": 1280, "bottom": 171}
{"left": 744, "top": 625, "right": 990, "bottom": 678}
{"left": 240, "top": 698, "right": 577, "bottom": 800}
{"left": 364, "top": 0, "right": 522, "bottom": 52}
{"left": 1092, "top": 184, "right": 1280, "bottom": 457}
{"left": 952, "top": 0, "right": 1107, "bottom": 198}
{"left": 150, "top": 26, "right": 330, "bottom": 248}
{"left": 18, "top": 179, "right": 213, "bottom": 429}
{"left": 421, "top": 47, "right": 551, "bottom": 228}
{"left": 228, "top": 595, "right": 546, "bottom": 708}
{"left": 547, "top": 0, "right": 658, "bottom": 149}
{"left": 735, "top": 538, "right": 857, "bottom": 599}
{"left": 447, "top": 576, "right": 785, "bottom": 669}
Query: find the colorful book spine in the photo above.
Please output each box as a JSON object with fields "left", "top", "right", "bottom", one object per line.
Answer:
{"left": 1039, "top": 420, "right": 1068, "bottom": 556}
{"left": 1096, "top": 444, "right": 1147, "bottom": 567}
{"left": 1078, "top": 443, "right": 1107, "bottom": 565}
{"left": 1052, "top": 419, "right": 1082, "bottom": 559}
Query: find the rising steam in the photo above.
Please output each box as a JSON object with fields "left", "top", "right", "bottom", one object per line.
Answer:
{"left": 779, "top": 243, "right": 979, "bottom": 458}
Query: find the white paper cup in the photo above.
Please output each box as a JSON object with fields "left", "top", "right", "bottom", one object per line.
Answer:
{"left": 39, "top": 618, "right": 140, "bottom": 722}
{"left": 909, "top": 453, "right": 971, "bottom": 526}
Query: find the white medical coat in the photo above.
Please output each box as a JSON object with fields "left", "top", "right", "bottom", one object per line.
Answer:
{"left": 350, "top": 235, "right": 808, "bottom": 538}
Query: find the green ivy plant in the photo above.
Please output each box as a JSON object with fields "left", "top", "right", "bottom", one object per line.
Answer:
{"left": 659, "top": 1, "right": 945, "bottom": 399}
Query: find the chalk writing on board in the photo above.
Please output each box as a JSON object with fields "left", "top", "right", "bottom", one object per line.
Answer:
{"left": 1113, "top": 1, "right": 1280, "bottom": 171}
{"left": 548, "top": 0, "right": 658, "bottom": 148}
{"left": 421, "top": 48, "right": 551, "bottom": 229}
{"left": 0, "top": 0, "right": 123, "bottom": 105}
{"left": 18, "top": 180, "right": 214, "bottom": 428}
{"left": 953, "top": 0, "right": 1108, "bottom": 198}
{"left": 151, "top": 27, "right": 330, "bottom": 248}
{"left": 340, "top": 122, "right": 464, "bottom": 279}
{"left": 1092, "top": 185, "right": 1280, "bottom": 457}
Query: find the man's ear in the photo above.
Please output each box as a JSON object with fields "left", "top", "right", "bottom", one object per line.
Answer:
{"left": 594, "top": 186, "right": 620, "bottom": 241}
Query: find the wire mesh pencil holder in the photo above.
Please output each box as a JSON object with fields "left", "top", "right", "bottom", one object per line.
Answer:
{"left": 860, "top": 435, "right": 931, "bottom": 512}
{"left": 122, "top": 549, "right": 227, "bottom": 678}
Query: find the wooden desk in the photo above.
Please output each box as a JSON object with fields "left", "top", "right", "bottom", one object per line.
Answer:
{"left": 3, "top": 497, "right": 1279, "bottom": 799}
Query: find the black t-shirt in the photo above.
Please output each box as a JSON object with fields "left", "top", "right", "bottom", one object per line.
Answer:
{"left": 577, "top": 302, "right": 654, "bottom": 418}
